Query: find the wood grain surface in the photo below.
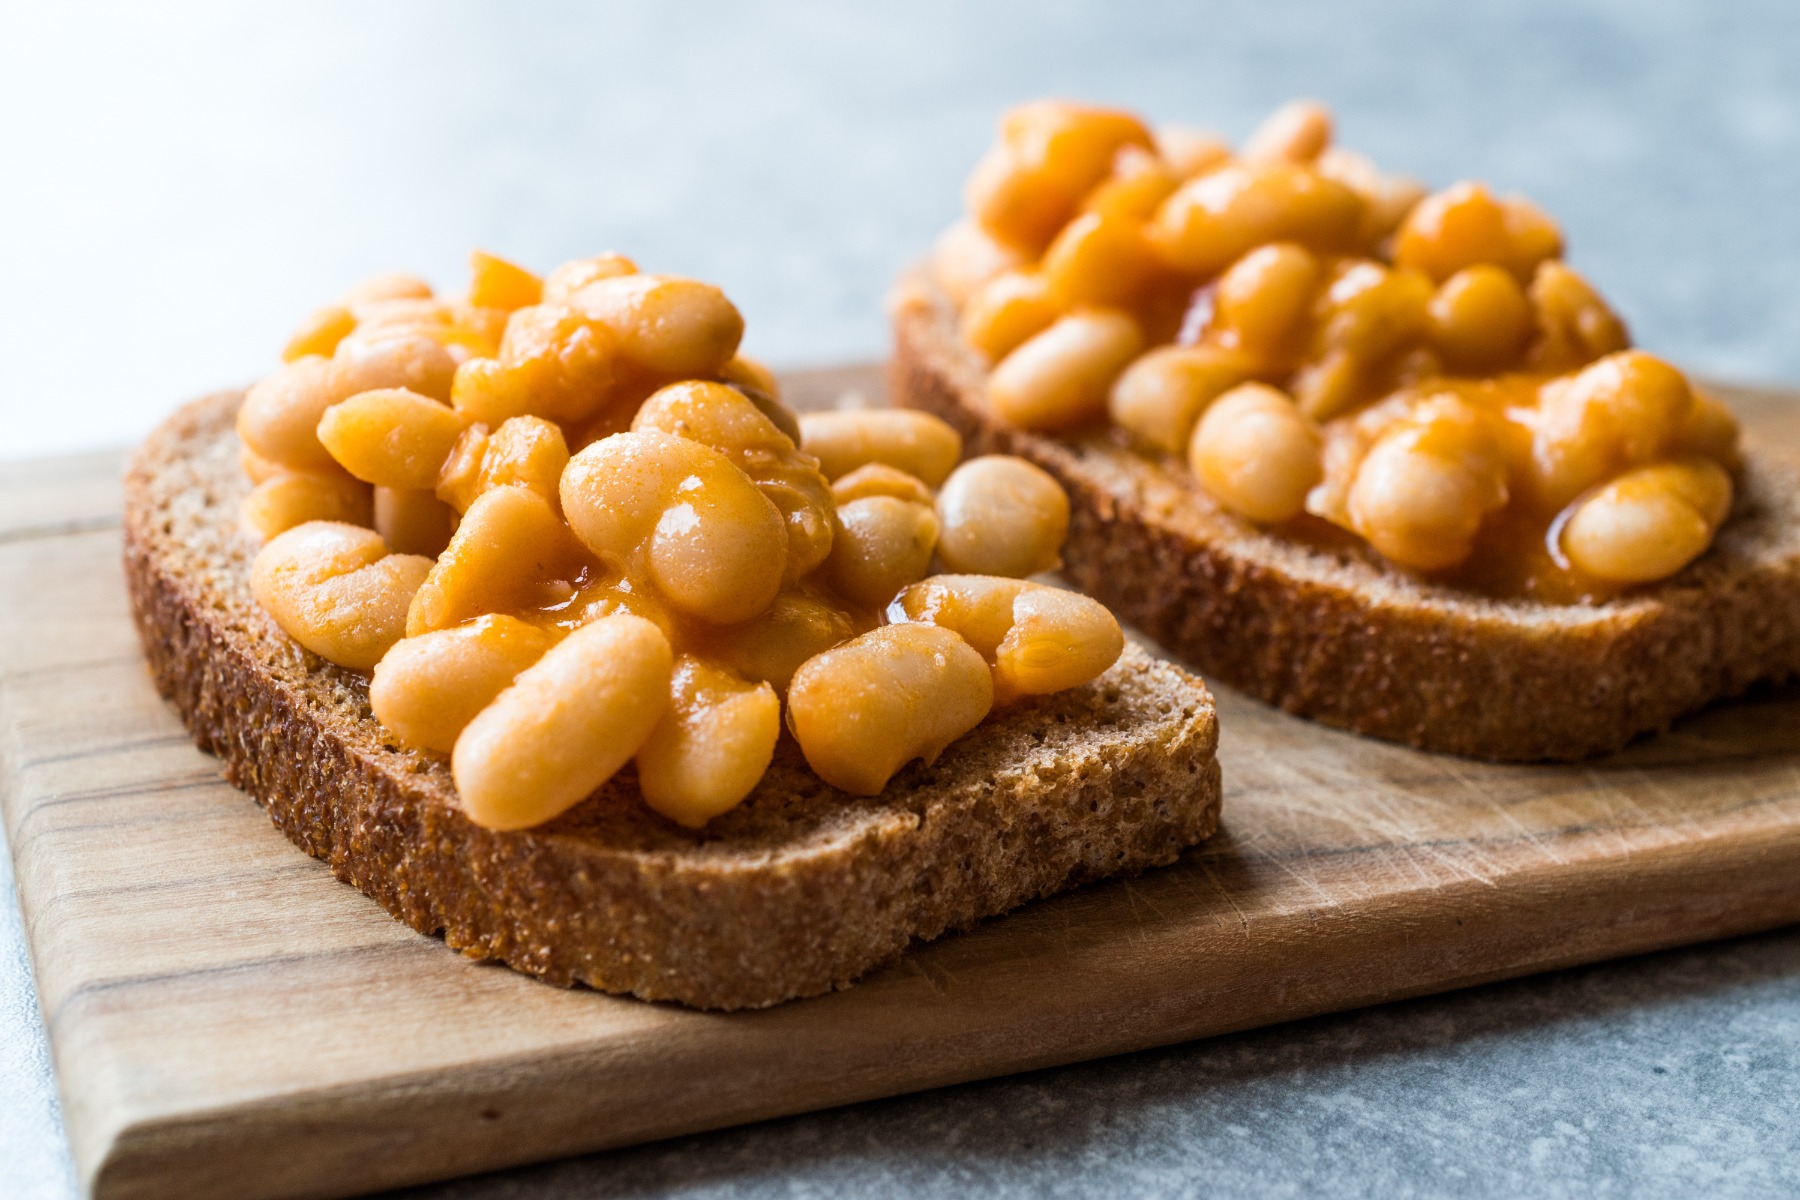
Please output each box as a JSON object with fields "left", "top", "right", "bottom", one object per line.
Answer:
{"left": 4, "top": 367, "right": 1799, "bottom": 1200}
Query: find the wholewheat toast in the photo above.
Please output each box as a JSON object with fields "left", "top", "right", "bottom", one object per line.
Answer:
{"left": 892, "top": 271, "right": 1800, "bottom": 761}
{"left": 123, "top": 389, "right": 1223, "bottom": 1010}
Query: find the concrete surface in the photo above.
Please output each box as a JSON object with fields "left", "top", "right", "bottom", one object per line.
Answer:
{"left": 4, "top": 1, "right": 1800, "bottom": 1197}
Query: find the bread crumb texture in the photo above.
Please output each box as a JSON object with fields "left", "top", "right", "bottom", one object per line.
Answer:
{"left": 893, "top": 273, "right": 1800, "bottom": 761}
{"left": 124, "top": 392, "right": 1222, "bottom": 1009}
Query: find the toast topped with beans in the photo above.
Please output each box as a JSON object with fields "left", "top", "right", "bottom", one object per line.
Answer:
{"left": 893, "top": 98, "right": 1800, "bottom": 760}
{"left": 124, "top": 251, "right": 1221, "bottom": 1010}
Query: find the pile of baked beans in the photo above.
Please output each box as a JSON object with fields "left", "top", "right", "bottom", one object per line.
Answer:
{"left": 934, "top": 99, "right": 1741, "bottom": 597}
{"left": 236, "top": 253, "right": 1123, "bottom": 830}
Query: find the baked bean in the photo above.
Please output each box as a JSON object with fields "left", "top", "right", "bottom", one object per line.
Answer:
{"left": 1243, "top": 99, "right": 1333, "bottom": 163}
{"left": 240, "top": 444, "right": 297, "bottom": 485}
{"left": 934, "top": 456, "right": 1069, "bottom": 578}
{"left": 1507, "top": 198, "right": 1563, "bottom": 265}
{"left": 241, "top": 472, "right": 373, "bottom": 541}
{"left": 1314, "top": 260, "right": 1434, "bottom": 363}
{"left": 1284, "top": 263, "right": 1433, "bottom": 422}
{"left": 373, "top": 486, "right": 457, "bottom": 557}
{"left": 1212, "top": 242, "right": 1321, "bottom": 360}
{"left": 561, "top": 429, "right": 787, "bottom": 624}
{"left": 1151, "top": 161, "right": 1365, "bottom": 278}
{"left": 1107, "top": 343, "right": 1253, "bottom": 453}
{"left": 1288, "top": 350, "right": 1361, "bottom": 425}
{"left": 331, "top": 330, "right": 459, "bottom": 404}
{"left": 1527, "top": 260, "right": 1631, "bottom": 373}
{"left": 1560, "top": 459, "right": 1733, "bottom": 584}
{"left": 634, "top": 381, "right": 835, "bottom": 580}
{"left": 890, "top": 575, "right": 1122, "bottom": 703}
{"left": 341, "top": 296, "right": 446, "bottom": 336}
{"left": 1369, "top": 179, "right": 1427, "bottom": 247}
{"left": 1346, "top": 395, "right": 1511, "bottom": 570}
{"left": 1154, "top": 125, "right": 1231, "bottom": 178}
{"left": 995, "top": 582, "right": 1123, "bottom": 698}
{"left": 563, "top": 569, "right": 677, "bottom": 641}
{"left": 760, "top": 470, "right": 841, "bottom": 579}
{"left": 1393, "top": 343, "right": 1447, "bottom": 388}
{"left": 1040, "top": 211, "right": 1164, "bottom": 309}
{"left": 334, "top": 310, "right": 450, "bottom": 364}
{"left": 889, "top": 573, "right": 1020, "bottom": 661}
{"left": 989, "top": 308, "right": 1144, "bottom": 432}
{"left": 347, "top": 315, "right": 452, "bottom": 369}
{"left": 452, "top": 614, "right": 673, "bottom": 831}
{"left": 1394, "top": 182, "right": 1563, "bottom": 284}
{"left": 1428, "top": 265, "right": 1532, "bottom": 373}
{"left": 237, "top": 356, "right": 344, "bottom": 473}
{"left": 965, "top": 100, "right": 1155, "bottom": 251}
{"left": 283, "top": 304, "right": 356, "bottom": 362}
{"left": 960, "top": 270, "right": 1060, "bottom": 365}
{"left": 434, "top": 415, "right": 569, "bottom": 510}
{"left": 740, "top": 382, "right": 805, "bottom": 445}
{"left": 1351, "top": 444, "right": 1494, "bottom": 569}
{"left": 567, "top": 398, "right": 642, "bottom": 452}
{"left": 435, "top": 424, "right": 490, "bottom": 512}
{"left": 634, "top": 380, "right": 792, "bottom": 457}
{"left": 448, "top": 304, "right": 517, "bottom": 360}
{"left": 636, "top": 657, "right": 781, "bottom": 827}
{"left": 830, "top": 463, "right": 935, "bottom": 506}
{"left": 1317, "top": 147, "right": 1427, "bottom": 246}
{"left": 1531, "top": 350, "right": 1693, "bottom": 510}
{"left": 342, "top": 273, "right": 433, "bottom": 306}
{"left": 1679, "top": 392, "right": 1742, "bottom": 470}
{"left": 1393, "top": 183, "right": 1509, "bottom": 281}
{"left": 1305, "top": 399, "right": 1385, "bottom": 526}
{"left": 718, "top": 354, "right": 784, "bottom": 403}
{"left": 486, "top": 416, "right": 569, "bottom": 502}
{"left": 407, "top": 485, "right": 587, "bottom": 636}
{"left": 568, "top": 274, "right": 744, "bottom": 379}
{"left": 316, "top": 388, "right": 470, "bottom": 491}
{"left": 786, "top": 623, "right": 993, "bottom": 795}
{"left": 467, "top": 249, "right": 543, "bottom": 311}
{"left": 338, "top": 298, "right": 504, "bottom": 363}
{"left": 701, "top": 588, "right": 857, "bottom": 692}
{"left": 798, "top": 409, "right": 963, "bottom": 486}
{"left": 1188, "top": 383, "right": 1323, "bottom": 524}
{"left": 1080, "top": 144, "right": 1179, "bottom": 222}
{"left": 824, "top": 496, "right": 941, "bottom": 608}
{"left": 495, "top": 301, "right": 618, "bottom": 378}
{"left": 930, "top": 218, "right": 1027, "bottom": 307}
{"left": 450, "top": 308, "right": 505, "bottom": 351}
{"left": 453, "top": 303, "right": 621, "bottom": 426}
{"left": 369, "top": 615, "right": 552, "bottom": 753}
{"left": 541, "top": 252, "right": 639, "bottom": 303}
{"left": 250, "top": 521, "right": 433, "bottom": 670}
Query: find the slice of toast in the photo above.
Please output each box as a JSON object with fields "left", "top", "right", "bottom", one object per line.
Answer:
{"left": 891, "top": 271, "right": 1800, "bottom": 762}
{"left": 123, "top": 390, "right": 1221, "bottom": 1010}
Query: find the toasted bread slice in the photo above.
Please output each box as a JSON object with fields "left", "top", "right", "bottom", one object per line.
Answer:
{"left": 122, "top": 391, "right": 1222, "bottom": 1010}
{"left": 892, "top": 271, "right": 1800, "bottom": 762}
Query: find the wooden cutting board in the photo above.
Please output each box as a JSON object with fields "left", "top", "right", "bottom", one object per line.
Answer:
{"left": 6, "top": 366, "right": 1800, "bottom": 1200}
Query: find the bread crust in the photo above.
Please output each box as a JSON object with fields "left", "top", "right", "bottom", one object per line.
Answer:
{"left": 891, "top": 271, "right": 1800, "bottom": 761}
{"left": 122, "top": 391, "right": 1222, "bottom": 1010}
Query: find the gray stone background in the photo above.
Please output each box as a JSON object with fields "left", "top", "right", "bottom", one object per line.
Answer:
{"left": 3, "top": 0, "right": 1799, "bottom": 1196}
